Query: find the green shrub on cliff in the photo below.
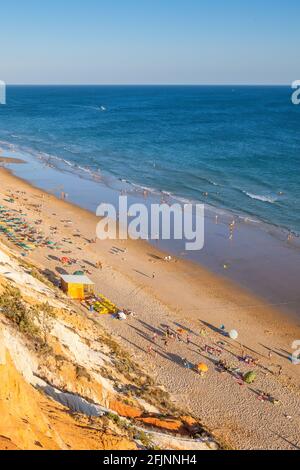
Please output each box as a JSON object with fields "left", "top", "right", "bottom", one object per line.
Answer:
{"left": 0, "top": 285, "right": 39, "bottom": 337}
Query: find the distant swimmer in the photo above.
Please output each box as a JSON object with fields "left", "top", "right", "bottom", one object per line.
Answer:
{"left": 100, "top": 106, "right": 106, "bottom": 111}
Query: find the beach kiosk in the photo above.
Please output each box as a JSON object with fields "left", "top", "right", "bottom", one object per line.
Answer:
{"left": 60, "top": 274, "right": 95, "bottom": 300}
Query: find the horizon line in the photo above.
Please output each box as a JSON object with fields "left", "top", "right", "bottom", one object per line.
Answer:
{"left": 5, "top": 83, "right": 292, "bottom": 87}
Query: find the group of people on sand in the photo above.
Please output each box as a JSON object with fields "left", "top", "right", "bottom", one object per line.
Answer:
{"left": 147, "top": 326, "right": 194, "bottom": 359}
{"left": 159, "top": 326, "right": 211, "bottom": 376}
{"left": 143, "top": 319, "right": 287, "bottom": 403}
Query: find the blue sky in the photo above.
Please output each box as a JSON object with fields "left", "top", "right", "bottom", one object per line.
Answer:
{"left": 1, "top": 0, "right": 299, "bottom": 84}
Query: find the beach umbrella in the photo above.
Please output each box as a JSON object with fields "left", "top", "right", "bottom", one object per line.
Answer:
{"left": 197, "top": 363, "right": 208, "bottom": 373}
{"left": 229, "top": 329, "right": 238, "bottom": 340}
{"left": 74, "top": 270, "right": 84, "bottom": 275}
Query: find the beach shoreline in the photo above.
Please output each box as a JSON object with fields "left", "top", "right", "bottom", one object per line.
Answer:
{"left": 1, "top": 163, "right": 300, "bottom": 449}
{"left": 1, "top": 144, "right": 300, "bottom": 321}
{"left": 0, "top": 161, "right": 298, "bottom": 325}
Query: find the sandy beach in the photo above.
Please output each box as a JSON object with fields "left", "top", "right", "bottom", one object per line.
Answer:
{"left": 0, "top": 165, "right": 300, "bottom": 450}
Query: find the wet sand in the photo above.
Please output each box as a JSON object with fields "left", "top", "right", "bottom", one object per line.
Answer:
{"left": 0, "top": 166, "right": 300, "bottom": 450}
{"left": 0, "top": 156, "right": 25, "bottom": 164}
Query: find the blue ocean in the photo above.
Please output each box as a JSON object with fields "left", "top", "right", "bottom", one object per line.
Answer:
{"left": 1, "top": 85, "right": 300, "bottom": 233}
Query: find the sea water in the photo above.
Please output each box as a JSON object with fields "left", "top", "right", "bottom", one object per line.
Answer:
{"left": 0, "top": 85, "right": 299, "bottom": 234}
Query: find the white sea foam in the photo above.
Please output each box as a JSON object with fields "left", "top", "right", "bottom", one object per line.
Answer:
{"left": 208, "top": 179, "right": 219, "bottom": 186}
{"left": 244, "top": 192, "right": 278, "bottom": 204}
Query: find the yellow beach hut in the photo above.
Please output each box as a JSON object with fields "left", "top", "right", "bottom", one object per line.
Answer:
{"left": 60, "top": 274, "right": 95, "bottom": 300}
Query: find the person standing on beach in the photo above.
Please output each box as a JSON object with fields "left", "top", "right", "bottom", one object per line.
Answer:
{"left": 152, "top": 333, "right": 158, "bottom": 343}
{"left": 96, "top": 260, "right": 103, "bottom": 270}
{"left": 200, "top": 328, "right": 207, "bottom": 337}
{"left": 147, "top": 345, "right": 155, "bottom": 356}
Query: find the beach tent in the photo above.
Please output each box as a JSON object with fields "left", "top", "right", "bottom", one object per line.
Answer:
{"left": 60, "top": 274, "right": 95, "bottom": 300}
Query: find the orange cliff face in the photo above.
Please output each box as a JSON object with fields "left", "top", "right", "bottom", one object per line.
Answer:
{"left": 0, "top": 347, "right": 136, "bottom": 451}
{"left": 0, "top": 348, "right": 59, "bottom": 450}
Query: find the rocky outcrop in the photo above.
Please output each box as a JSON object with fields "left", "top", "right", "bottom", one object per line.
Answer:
{"left": 109, "top": 399, "right": 144, "bottom": 418}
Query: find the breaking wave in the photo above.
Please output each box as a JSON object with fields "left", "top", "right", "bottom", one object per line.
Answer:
{"left": 244, "top": 192, "right": 278, "bottom": 204}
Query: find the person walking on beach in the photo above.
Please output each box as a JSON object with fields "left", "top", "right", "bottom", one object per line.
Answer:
{"left": 96, "top": 260, "right": 103, "bottom": 270}
{"left": 229, "top": 220, "right": 235, "bottom": 240}
{"left": 147, "top": 345, "right": 155, "bottom": 356}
